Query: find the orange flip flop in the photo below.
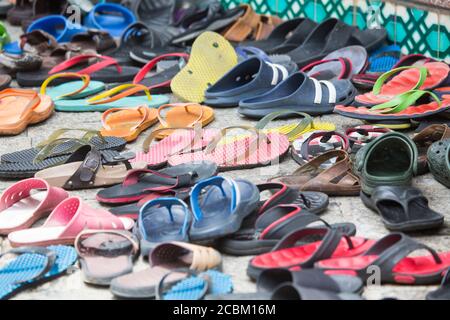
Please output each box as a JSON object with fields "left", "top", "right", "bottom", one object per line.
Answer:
{"left": 0, "top": 88, "right": 54, "bottom": 135}
{"left": 153, "top": 103, "right": 215, "bottom": 139}
{"left": 100, "top": 105, "right": 158, "bottom": 142}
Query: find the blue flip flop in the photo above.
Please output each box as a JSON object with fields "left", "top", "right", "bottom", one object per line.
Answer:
{"left": 0, "top": 246, "right": 77, "bottom": 300}
{"left": 45, "top": 81, "right": 106, "bottom": 100}
{"left": 85, "top": 3, "right": 136, "bottom": 37}
{"left": 137, "top": 198, "right": 192, "bottom": 257}
{"left": 189, "top": 176, "right": 260, "bottom": 241}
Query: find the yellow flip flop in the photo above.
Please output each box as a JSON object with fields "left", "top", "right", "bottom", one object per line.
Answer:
{"left": 171, "top": 31, "right": 238, "bottom": 103}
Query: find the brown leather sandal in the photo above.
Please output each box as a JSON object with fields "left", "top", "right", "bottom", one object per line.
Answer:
{"left": 270, "top": 150, "right": 361, "bottom": 196}
{"left": 413, "top": 124, "right": 450, "bottom": 175}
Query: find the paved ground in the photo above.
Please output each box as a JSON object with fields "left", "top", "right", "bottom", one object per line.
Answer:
{"left": 1, "top": 22, "right": 449, "bottom": 300}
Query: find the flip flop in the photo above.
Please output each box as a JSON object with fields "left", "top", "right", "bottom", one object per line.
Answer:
{"left": 171, "top": 31, "right": 238, "bottom": 103}
{"left": 1, "top": 129, "right": 127, "bottom": 164}
{"left": 239, "top": 72, "right": 357, "bottom": 118}
{"left": 189, "top": 176, "right": 260, "bottom": 241}
{"left": 75, "top": 230, "right": 139, "bottom": 286}
{"left": 100, "top": 106, "right": 159, "bottom": 142}
{"left": 0, "top": 246, "right": 77, "bottom": 300}
{"left": 84, "top": 3, "right": 137, "bottom": 37}
{"left": 110, "top": 242, "right": 222, "bottom": 299}
{"left": 0, "top": 178, "right": 68, "bottom": 235}
{"left": 360, "top": 186, "right": 444, "bottom": 232}
{"left": 247, "top": 228, "right": 374, "bottom": 280}
{"left": 40, "top": 73, "right": 106, "bottom": 101}
{"left": 8, "top": 197, "right": 135, "bottom": 247}
{"left": 96, "top": 161, "right": 218, "bottom": 204}
{"left": 168, "top": 126, "right": 290, "bottom": 171}
{"left": 316, "top": 233, "right": 450, "bottom": 285}
{"left": 217, "top": 204, "right": 356, "bottom": 256}
{"left": 53, "top": 84, "right": 170, "bottom": 112}
{"left": 345, "top": 125, "right": 391, "bottom": 152}
{"left": 0, "top": 88, "right": 53, "bottom": 136}
{"left": 427, "top": 268, "right": 450, "bottom": 300}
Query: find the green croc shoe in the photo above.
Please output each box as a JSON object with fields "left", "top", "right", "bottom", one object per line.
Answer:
{"left": 428, "top": 139, "right": 450, "bottom": 188}
{"left": 354, "top": 132, "right": 418, "bottom": 195}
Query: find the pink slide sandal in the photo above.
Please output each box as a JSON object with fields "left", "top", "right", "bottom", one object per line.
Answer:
{"left": 8, "top": 197, "right": 134, "bottom": 247}
{"left": 0, "top": 178, "right": 68, "bottom": 235}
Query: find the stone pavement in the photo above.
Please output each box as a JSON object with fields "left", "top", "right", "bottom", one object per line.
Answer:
{"left": 1, "top": 22, "right": 449, "bottom": 301}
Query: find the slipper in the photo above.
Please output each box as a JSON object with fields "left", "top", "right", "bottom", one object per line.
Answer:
{"left": 316, "top": 233, "right": 450, "bottom": 285}
{"left": 1, "top": 129, "right": 127, "bottom": 164}
{"left": 110, "top": 242, "right": 222, "bottom": 299}
{"left": 238, "top": 72, "right": 357, "bottom": 118}
{"left": 0, "top": 178, "right": 68, "bottom": 235}
{"left": 428, "top": 138, "right": 450, "bottom": 188}
{"left": 152, "top": 103, "right": 215, "bottom": 140}
{"left": 136, "top": 198, "right": 192, "bottom": 256}
{"left": 0, "top": 245, "right": 77, "bottom": 300}
{"left": 159, "top": 270, "right": 233, "bottom": 300}
{"left": 100, "top": 106, "right": 159, "bottom": 142}
{"left": 35, "top": 147, "right": 147, "bottom": 190}
{"left": 0, "top": 88, "right": 53, "bottom": 136}
{"left": 204, "top": 56, "right": 295, "bottom": 107}
{"left": 75, "top": 230, "right": 139, "bottom": 286}
{"left": 247, "top": 227, "right": 374, "bottom": 280}
{"left": 427, "top": 268, "right": 450, "bottom": 300}
{"left": 217, "top": 204, "right": 356, "bottom": 256}
{"left": 84, "top": 3, "right": 137, "bottom": 37}
{"left": 17, "top": 55, "right": 141, "bottom": 87}
{"left": 40, "top": 73, "right": 106, "bottom": 101}
{"left": 133, "top": 53, "right": 190, "bottom": 94}
{"left": 171, "top": 31, "right": 238, "bottom": 103}
{"left": 188, "top": 176, "right": 259, "bottom": 241}
{"left": 96, "top": 161, "right": 218, "bottom": 204}
{"left": 360, "top": 186, "right": 444, "bottom": 232}
{"left": 8, "top": 197, "right": 135, "bottom": 247}
{"left": 53, "top": 83, "right": 170, "bottom": 112}
{"left": 168, "top": 126, "right": 290, "bottom": 171}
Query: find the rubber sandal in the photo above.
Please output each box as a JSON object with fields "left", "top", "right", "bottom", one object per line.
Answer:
{"left": 189, "top": 176, "right": 259, "bottom": 241}
{"left": 96, "top": 161, "right": 218, "bottom": 204}
{"left": 0, "top": 142, "right": 122, "bottom": 179}
{"left": 0, "top": 88, "right": 53, "bottom": 136}
{"left": 239, "top": 72, "right": 357, "bottom": 118}
{"left": 40, "top": 73, "right": 106, "bottom": 101}
{"left": 0, "top": 246, "right": 77, "bottom": 300}
{"left": 291, "top": 131, "right": 350, "bottom": 166}
{"left": 247, "top": 227, "right": 374, "bottom": 280}
{"left": 136, "top": 198, "right": 192, "bottom": 256}
{"left": 17, "top": 54, "right": 141, "bottom": 87}
{"left": 354, "top": 132, "right": 418, "bottom": 196}
{"left": 27, "top": 15, "right": 87, "bottom": 43}
{"left": 427, "top": 268, "right": 450, "bottom": 300}
{"left": 0, "top": 178, "right": 68, "bottom": 235}
{"left": 171, "top": 31, "right": 238, "bottom": 103}
{"left": 360, "top": 186, "right": 444, "bottom": 232}
{"left": 428, "top": 138, "right": 450, "bottom": 188}
{"left": 159, "top": 270, "right": 233, "bottom": 300}
{"left": 35, "top": 147, "right": 147, "bottom": 190}
{"left": 168, "top": 126, "right": 290, "bottom": 171}
{"left": 133, "top": 53, "right": 190, "bottom": 93}
{"left": 217, "top": 204, "right": 356, "bottom": 256}
{"left": 84, "top": 3, "right": 137, "bottom": 37}
{"left": 53, "top": 83, "right": 170, "bottom": 112}
{"left": 75, "top": 230, "right": 139, "bottom": 286}
{"left": 8, "top": 197, "right": 134, "bottom": 247}
{"left": 204, "top": 56, "right": 295, "bottom": 107}
{"left": 100, "top": 106, "right": 159, "bottom": 142}
{"left": 110, "top": 242, "right": 222, "bottom": 299}
{"left": 271, "top": 150, "right": 361, "bottom": 196}
{"left": 316, "top": 233, "right": 450, "bottom": 285}
{"left": 1, "top": 129, "right": 126, "bottom": 163}
{"left": 152, "top": 103, "right": 215, "bottom": 140}
{"left": 345, "top": 125, "right": 391, "bottom": 153}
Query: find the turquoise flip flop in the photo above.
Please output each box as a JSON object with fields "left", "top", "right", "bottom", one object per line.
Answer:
{"left": 46, "top": 81, "right": 106, "bottom": 100}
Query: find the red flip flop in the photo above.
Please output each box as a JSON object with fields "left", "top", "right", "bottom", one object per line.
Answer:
{"left": 316, "top": 233, "right": 450, "bottom": 285}
{"left": 246, "top": 228, "right": 374, "bottom": 280}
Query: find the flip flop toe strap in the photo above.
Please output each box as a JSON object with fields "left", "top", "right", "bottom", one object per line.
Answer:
{"left": 40, "top": 72, "right": 91, "bottom": 99}
{"left": 256, "top": 183, "right": 299, "bottom": 214}
{"left": 49, "top": 54, "right": 122, "bottom": 75}
{"left": 87, "top": 84, "right": 151, "bottom": 105}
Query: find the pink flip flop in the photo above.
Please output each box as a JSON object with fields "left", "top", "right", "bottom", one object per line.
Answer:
{"left": 8, "top": 197, "right": 134, "bottom": 247}
{"left": 168, "top": 126, "right": 290, "bottom": 170}
{"left": 0, "top": 178, "right": 68, "bottom": 235}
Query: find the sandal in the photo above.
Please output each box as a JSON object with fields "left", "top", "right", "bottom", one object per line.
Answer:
{"left": 427, "top": 268, "right": 450, "bottom": 300}
{"left": 271, "top": 150, "right": 361, "bottom": 196}
{"left": 84, "top": 2, "right": 137, "bottom": 37}
{"left": 8, "top": 197, "right": 135, "bottom": 247}
{"left": 0, "top": 178, "right": 68, "bottom": 235}
{"left": 414, "top": 124, "right": 450, "bottom": 175}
